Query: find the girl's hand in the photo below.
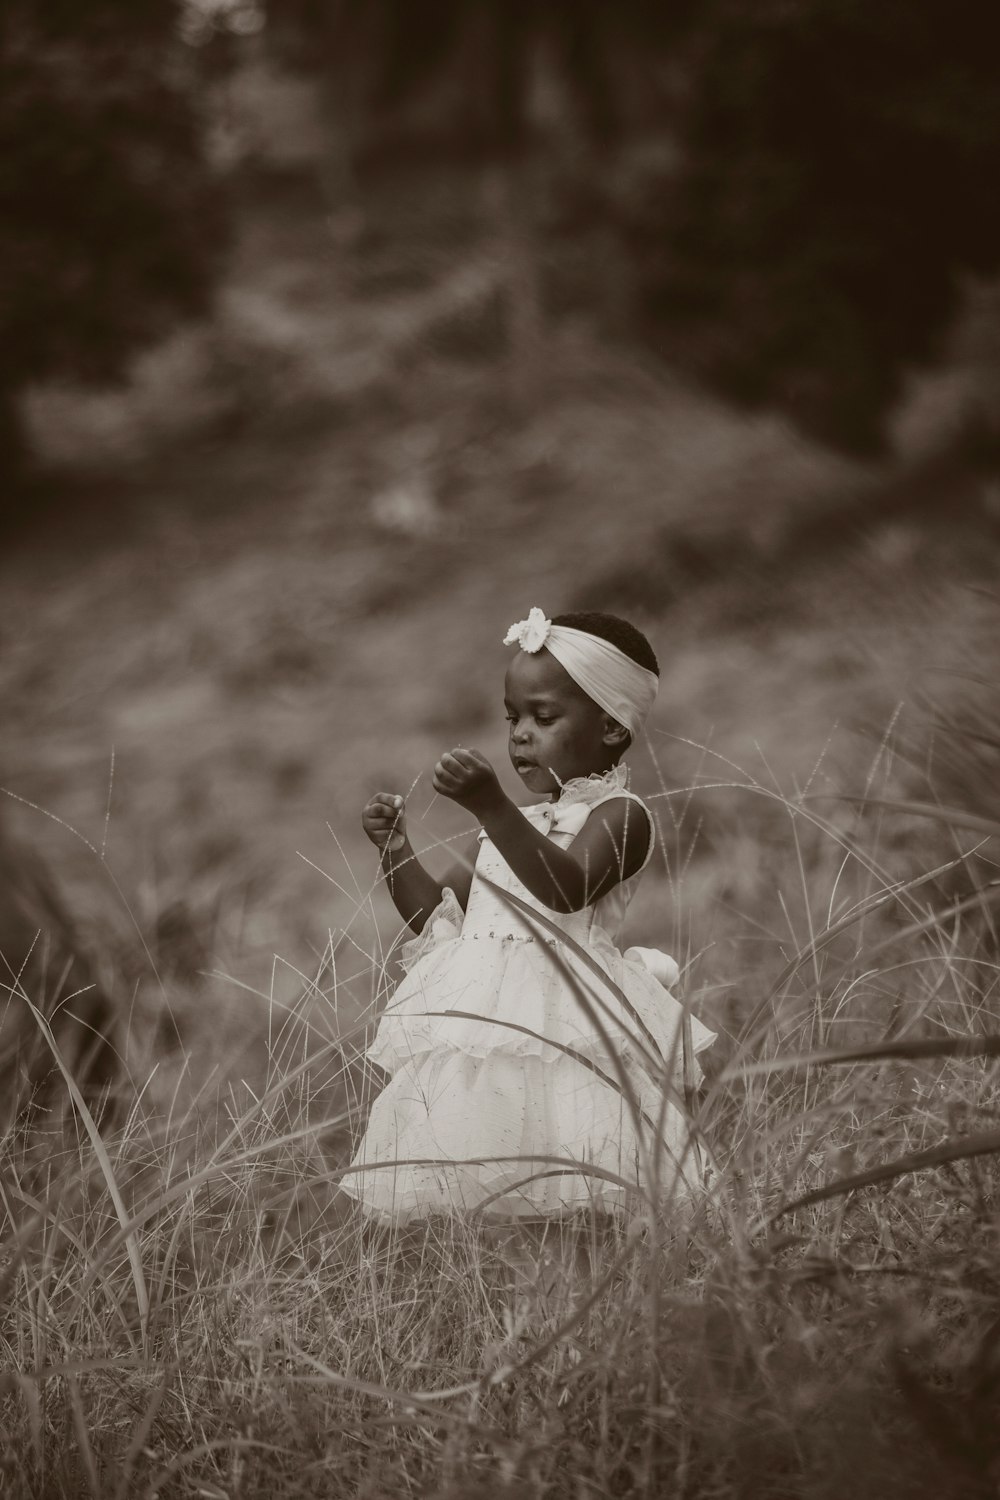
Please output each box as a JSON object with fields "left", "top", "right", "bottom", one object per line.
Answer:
{"left": 362, "top": 793, "right": 407, "bottom": 852}
{"left": 432, "top": 748, "right": 504, "bottom": 817}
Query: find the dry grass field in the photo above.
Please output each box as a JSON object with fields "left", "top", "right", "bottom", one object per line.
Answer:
{"left": 3, "top": 151, "right": 1000, "bottom": 1497}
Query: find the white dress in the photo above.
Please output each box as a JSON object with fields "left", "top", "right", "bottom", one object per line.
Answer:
{"left": 341, "top": 765, "right": 716, "bottom": 1222}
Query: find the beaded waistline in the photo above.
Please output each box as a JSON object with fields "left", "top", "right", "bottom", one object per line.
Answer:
{"left": 457, "top": 929, "right": 562, "bottom": 946}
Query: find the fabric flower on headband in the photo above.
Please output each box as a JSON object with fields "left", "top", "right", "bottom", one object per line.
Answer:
{"left": 503, "top": 607, "right": 552, "bottom": 653}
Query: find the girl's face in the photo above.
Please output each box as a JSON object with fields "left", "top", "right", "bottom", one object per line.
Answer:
{"left": 504, "top": 649, "right": 625, "bottom": 797}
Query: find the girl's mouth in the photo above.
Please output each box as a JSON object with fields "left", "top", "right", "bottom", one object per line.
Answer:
{"left": 514, "top": 758, "right": 537, "bottom": 774}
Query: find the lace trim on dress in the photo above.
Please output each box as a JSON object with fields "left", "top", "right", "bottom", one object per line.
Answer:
{"left": 483, "top": 764, "right": 633, "bottom": 842}
{"left": 548, "top": 763, "right": 656, "bottom": 879}
{"left": 551, "top": 762, "right": 629, "bottom": 807}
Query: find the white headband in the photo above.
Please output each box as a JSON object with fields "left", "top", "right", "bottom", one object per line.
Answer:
{"left": 503, "top": 607, "right": 658, "bottom": 738}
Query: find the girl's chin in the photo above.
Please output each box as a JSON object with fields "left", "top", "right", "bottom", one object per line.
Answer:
{"left": 515, "top": 764, "right": 558, "bottom": 794}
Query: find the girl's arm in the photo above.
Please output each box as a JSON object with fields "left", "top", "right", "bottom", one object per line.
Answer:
{"left": 381, "top": 833, "right": 479, "bottom": 933}
{"left": 378, "top": 836, "right": 446, "bottom": 934}
{"left": 363, "top": 793, "right": 478, "bottom": 934}
{"left": 432, "top": 751, "right": 650, "bottom": 914}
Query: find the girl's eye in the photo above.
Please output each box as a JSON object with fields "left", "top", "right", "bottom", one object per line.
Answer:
{"left": 505, "top": 715, "right": 517, "bottom": 725}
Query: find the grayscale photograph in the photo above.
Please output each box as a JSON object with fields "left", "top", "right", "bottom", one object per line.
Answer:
{"left": 2, "top": 3, "right": 999, "bottom": 1495}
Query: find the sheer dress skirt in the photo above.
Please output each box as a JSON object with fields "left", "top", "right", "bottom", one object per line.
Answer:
{"left": 339, "top": 923, "right": 715, "bottom": 1223}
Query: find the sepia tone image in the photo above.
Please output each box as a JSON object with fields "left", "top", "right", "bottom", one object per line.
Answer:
{"left": 2, "top": 3, "right": 999, "bottom": 1495}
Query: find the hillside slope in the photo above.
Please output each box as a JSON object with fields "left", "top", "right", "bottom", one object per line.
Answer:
{"left": 4, "top": 159, "right": 998, "bottom": 1083}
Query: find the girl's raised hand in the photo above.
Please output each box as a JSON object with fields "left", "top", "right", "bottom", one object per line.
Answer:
{"left": 362, "top": 793, "right": 407, "bottom": 852}
{"left": 432, "top": 748, "right": 504, "bottom": 816}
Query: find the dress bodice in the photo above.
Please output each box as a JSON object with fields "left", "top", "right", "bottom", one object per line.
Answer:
{"left": 463, "top": 765, "right": 655, "bottom": 952}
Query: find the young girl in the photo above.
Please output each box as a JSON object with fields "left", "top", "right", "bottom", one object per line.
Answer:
{"left": 341, "top": 607, "right": 715, "bottom": 1222}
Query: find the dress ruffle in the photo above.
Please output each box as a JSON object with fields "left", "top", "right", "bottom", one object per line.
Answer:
{"left": 341, "top": 1050, "right": 701, "bottom": 1222}
{"left": 368, "top": 927, "right": 714, "bottom": 1078}
{"left": 344, "top": 925, "right": 714, "bottom": 1221}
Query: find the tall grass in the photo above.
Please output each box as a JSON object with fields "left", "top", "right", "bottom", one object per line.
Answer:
{"left": 2, "top": 731, "right": 1000, "bottom": 1499}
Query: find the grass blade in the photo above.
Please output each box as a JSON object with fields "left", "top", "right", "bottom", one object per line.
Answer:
{"left": 114, "top": 1369, "right": 171, "bottom": 1500}
{"left": 772, "top": 1126, "right": 1000, "bottom": 1222}
{"left": 830, "top": 796, "right": 1000, "bottom": 841}
{"left": 67, "top": 1375, "right": 102, "bottom": 1500}
{"left": 23, "top": 997, "right": 149, "bottom": 1338}
{"left": 728, "top": 1032, "right": 1000, "bottom": 1077}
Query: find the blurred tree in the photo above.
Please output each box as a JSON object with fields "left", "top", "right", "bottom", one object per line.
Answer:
{"left": 270, "top": 1, "right": 700, "bottom": 401}
{"left": 0, "top": 0, "right": 227, "bottom": 494}
{"left": 635, "top": 0, "right": 1000, "bottom": 453}
{"left": 277, "top": 1, "right": 1000, "bottom": 453}
{"left": 279, "top": 0, "right": 1000, "bottom": 454}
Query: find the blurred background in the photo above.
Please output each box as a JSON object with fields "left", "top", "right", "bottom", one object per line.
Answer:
{"left": 3, "top": 0, "right": 1000, "bottom": 1093}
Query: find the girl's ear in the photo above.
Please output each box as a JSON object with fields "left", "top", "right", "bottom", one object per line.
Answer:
{"left": 602, "top": 716, "right": 630, "bottom": 750}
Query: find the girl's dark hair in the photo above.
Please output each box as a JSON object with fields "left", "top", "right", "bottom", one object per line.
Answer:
{"left": 551, "top": 612, "right": 659, "bottom": 675}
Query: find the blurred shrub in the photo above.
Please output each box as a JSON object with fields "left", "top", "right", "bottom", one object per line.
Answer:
{"left": 905, "top": 589, "right": 1000, "bottom": 943}
{"left": 0, "top": 817, "right": 119, "bottom": 1127}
